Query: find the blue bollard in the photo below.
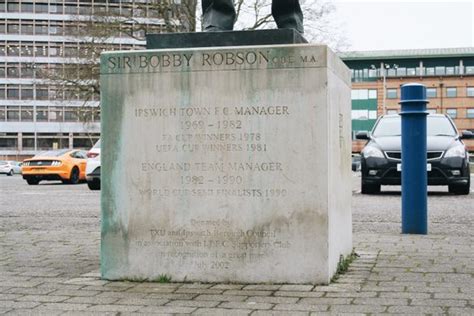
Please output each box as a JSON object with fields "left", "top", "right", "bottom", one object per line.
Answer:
{"left": 399, "top": 83, "right": 429, "bottom": 234}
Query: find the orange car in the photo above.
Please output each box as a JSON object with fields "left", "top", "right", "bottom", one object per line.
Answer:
{"left": 22, "top": 149, "right": 88, "bottom": 185}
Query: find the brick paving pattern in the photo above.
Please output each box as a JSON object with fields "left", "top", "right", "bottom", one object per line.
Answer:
{"left": 1, "top": 175, "right": 473, "bottom": 315}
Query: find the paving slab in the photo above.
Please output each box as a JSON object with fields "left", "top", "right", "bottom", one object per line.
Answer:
{"left": 1, "top": 176, "right": 473, "bottom": 314}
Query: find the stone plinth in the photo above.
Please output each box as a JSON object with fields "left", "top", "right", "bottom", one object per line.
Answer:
{"left": 100, "top": 43, "right": 352, "bottom": 284}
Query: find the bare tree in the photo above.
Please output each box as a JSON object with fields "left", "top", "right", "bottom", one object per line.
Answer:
{"left": 299, "top": 0, "right": 350, "bottom": 51}
{"left": 40, "top": 1, "right": 196, "bottom": 146}
{"left": 196, "top": 0, "right": 349, "bottom": 51}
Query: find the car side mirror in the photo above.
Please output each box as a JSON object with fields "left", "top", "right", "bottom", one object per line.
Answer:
{"left": 355, "top": 131, "right": 370, "bottom": 140}
{"left": 460, "top": 130, "right": 473, "bottom": 139}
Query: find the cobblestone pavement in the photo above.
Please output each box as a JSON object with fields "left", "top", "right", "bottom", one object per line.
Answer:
{"left": 1, "top": 175, "right": 473, "bottom": 315}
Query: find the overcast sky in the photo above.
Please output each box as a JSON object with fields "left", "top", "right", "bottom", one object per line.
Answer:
{"left": 333, "top": 0, "right": 474, "bottom": 52}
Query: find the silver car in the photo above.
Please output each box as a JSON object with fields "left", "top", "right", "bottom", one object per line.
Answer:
{"left": 0, "top": 161, "right": 22, "bottom": 176}
{"left": 86, "top": 140, "right": 101, "bottom": 190}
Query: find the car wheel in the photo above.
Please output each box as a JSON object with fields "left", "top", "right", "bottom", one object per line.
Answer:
{"left": 26, "top": 178, "right": 40, "bottom": 185}
{"left": 65, "top": 167, "right": 80, "bottom": 184}
{"left": 361, "top": 182, "right": 381, "bottom": 194}
{"left": 87, "top": 179, "right": 100, "bottom": 190}
{"left": 7, "top": 169, "right": 13, "bottom": 176}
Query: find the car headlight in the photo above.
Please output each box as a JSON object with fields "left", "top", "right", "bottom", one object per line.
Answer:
{"left": 444, "top": 145, "right": 466, "bottom": 158}
{"left": 362, "top": 146, "right": 384, "bottom": 158}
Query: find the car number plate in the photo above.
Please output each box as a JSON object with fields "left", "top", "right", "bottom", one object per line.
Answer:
{"left": 397, "top": 163, "right": 431, "bottom": 172}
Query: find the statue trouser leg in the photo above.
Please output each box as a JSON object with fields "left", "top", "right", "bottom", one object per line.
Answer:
{"left": 272, "top": 0, "right": 304, "bottom": 34}
{"left": 202, "top": 0, "right": 236, "bottom": 31}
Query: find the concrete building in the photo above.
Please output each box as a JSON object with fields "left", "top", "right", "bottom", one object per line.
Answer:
{"left": 341, "top": 48, "right": 474, "bottom": 152}
{"left": 0, "top": 0, "right": 192, "bottom": 160}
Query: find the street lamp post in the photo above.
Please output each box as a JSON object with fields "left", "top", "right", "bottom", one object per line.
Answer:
{"left": 382, "top": 64, "right": 387, "bottom": 115}
{"left": 373, "top": 63, "right": 398, "bottom": 115}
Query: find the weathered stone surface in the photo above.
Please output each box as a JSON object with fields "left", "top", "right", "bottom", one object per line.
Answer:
{"left": 100, "top": 44, "right": 352, "bottom": 284}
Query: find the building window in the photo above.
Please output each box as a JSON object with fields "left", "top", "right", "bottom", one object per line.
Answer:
{"left": 407, "top": 68, "right": 416, "bottom": 76}
{"left": 49, "top": 4, "right": 60, "bottom": 14}
{"left": 21, "top": 3, "right": 34, "bottom": 13}
{"left": 36, "top": 107, "right": 48, "bottom": 122}
{"left": 20, "top": 107, "right": 34, "bottom": 121}
{"left": 21, "top": 87, "right": 34, "bottom": 100}
{"left": 446, "top": 87, "right": 457, "bottom": 98}
{"left": 0, "top": 106, "right": 5, "bottom": 121}
{"left": 435, "top": 66, "right": 445, "bottom": 75}
{"left": 22, "top": 134, "right": 35, "bottom": 149}
{"left": 446, "top": 108, "right": 457, "bottom": 119}
{"left": 36, "top": 4, "right": 49, "bottom": 13}
{"left": 73, "top": 135, "right": 98, "bottom": 149}
{"left": 6, "top": 106, "right": 19, "bottom": 121}
{"left": 351, "top": 110, "right": 368, "bottom": 120}
{"left": 467, "top": 109, "right": 474, "bottom": 119}
{"left": 7, "top": 24, "right": 20, "bottom": 34}
{"left": 467, "top": 87, "right": 474, "bottom": 97}
{"left": 446, "top": 67, "right": 455, "bottom": 75}
{"left": 20, "top": 66, "right": 34, "bottom": 78}
{"left": 37, "top": 134, "right": 69, "bottom": 150}
{"left": 426, "top": 88, "right": 437, "bottom": 98}
{"left": 427, "top": 109, "right": 437, "bottom": 114}
{"left": 64, "top": 108, "right": 79, "bottom": 122}
{"left": 396, "top": 67, "right": 406, "bottom": 76}
{"left": 36, "top": 86, "right": 49, "bottom": 100}
{"left": 7, "top": 64, "right": 19, "bottom": 77}
{"left": 368, "top": 89, "right": 377, "bottom": 99}
{"left": 387, "top": 68, "right": 396, "bottom": 77}
{"left": 386, "top": 88, "right": 397, "bottom": 99}
{"left": 7, "top": 44, "right": 19, "bottom": 56}
{"left": 23, "top": 23, "right": 34, "bottom": 35}
{"left": 7, "top": 85, "right": 19, "bottom": 99}
{"left": 0, "top": 134, "right": 18, "bottom": 149}
{"left": 49, "top": 107, "right": 64, "bottom": 122}
{"left": 7, "top": 3, "right": 20, "bottom": 12}
{"left": 387, "top": 110, "right": 398, "bottom": 115}
{"left": 20, "top": 44, "right": 34, "bottom": 56}
{"left": 425, "top": 67, "right": 435, "bottom": 76}
{"left": 351, "top": 89, "right": 369, "bottom": 100}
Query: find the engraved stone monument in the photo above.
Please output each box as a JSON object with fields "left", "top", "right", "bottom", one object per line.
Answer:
{"left": 100, "top": 34, "right": 352, "bottom": 284}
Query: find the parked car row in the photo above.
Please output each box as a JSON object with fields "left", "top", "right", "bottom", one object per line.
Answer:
{"left": 2, "top": 140, "right": 101, "bottom": 190}
{"left": 0, "top": 161, "right": 22, "bottom": 176}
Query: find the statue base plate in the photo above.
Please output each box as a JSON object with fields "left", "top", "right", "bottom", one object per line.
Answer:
{"left": 146, "top": 29, "right": 307, "bottom": 49}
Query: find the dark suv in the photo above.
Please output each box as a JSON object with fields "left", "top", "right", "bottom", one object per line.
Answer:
{"left": 357, "top": 114, "right": 472, "bottom": 195}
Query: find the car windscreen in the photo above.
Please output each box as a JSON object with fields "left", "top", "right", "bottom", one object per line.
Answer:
{"left": 0, "top": 161, "right": 7, "bottom": 165}
{"left": 35, "top": 149, "right": 70, "bottom": 157}
{"left": 93, "top": 139, "right": 101, "bottom": 149}
{"left": 372, "top": 116, "right": 457, "bottom": 137}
